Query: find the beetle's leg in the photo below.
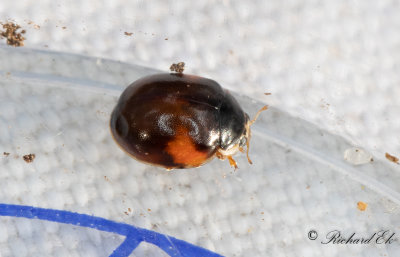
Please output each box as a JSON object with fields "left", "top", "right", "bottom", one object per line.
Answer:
{"left": 227, "top": 155, "right": 238, "bottom": 170}
{"left": 216, "top": 151, "right": 238, "bottom": 169}
{"left": 216, "top": 151, "right": 224, "bottom": 160}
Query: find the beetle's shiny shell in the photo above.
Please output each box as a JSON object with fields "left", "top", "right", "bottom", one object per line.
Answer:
{"left": 110, "top": 73, "right": 248, "bottom": 169}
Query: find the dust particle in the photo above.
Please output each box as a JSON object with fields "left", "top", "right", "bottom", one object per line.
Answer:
{"left": 124, "top": 32, "right": 133, "bottom": 36}
{"left": 170, "top": 62, "right": 185, "bottom": 73}
{"left": 357, "top": 201, "right": 367, "bottom": 211}
{"left": 27, "top": 20, "right": 40, "bottom": 29}
{"left": 0, "top": 22, "right": 26, "bottom": 47}
{"left": 385, "top": 152, "right": 399, "bottom": 164}
{"left": 3, "top": 152, "right": 10, "bottom": 156}
{"left": 23, "top": 153, "right": 35, "bottom": 163}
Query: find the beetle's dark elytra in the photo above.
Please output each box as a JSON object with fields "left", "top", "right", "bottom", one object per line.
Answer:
{"left": 110, "top": 73, "right": 252, "bottom": 169}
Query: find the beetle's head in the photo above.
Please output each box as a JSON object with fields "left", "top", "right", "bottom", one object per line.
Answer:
{"left": 217, "top": 105, "right": 268, "bottom": 168}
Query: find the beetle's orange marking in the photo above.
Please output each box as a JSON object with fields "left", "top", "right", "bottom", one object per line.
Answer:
{"left": 166, "top": 126, "right": 208, "bottom": 167}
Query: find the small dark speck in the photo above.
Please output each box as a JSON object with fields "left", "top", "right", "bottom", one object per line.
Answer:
{"left": 23, "top": 154, "right": 35, "bottom": 163}
{"left": 3, "top": 152, "right": 10, "bottom": 156}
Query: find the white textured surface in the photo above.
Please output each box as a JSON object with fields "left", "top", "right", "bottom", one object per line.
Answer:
{"left": 0, "top": 0, "right": 400, "bottom": 159}
{"left": 0, "top": 48, "right": 400, "bottom": 256}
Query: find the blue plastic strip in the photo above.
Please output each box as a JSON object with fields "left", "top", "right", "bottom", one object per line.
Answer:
{"left": 0, "top": 203, "right": 224, "bottom": 257}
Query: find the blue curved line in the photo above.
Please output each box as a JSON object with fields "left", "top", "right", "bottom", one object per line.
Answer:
{"left": 110, "top": 235, "right": 141, "bottom": 257}
{"left": 0, "top": 203, "right": 224, "bottom": 257}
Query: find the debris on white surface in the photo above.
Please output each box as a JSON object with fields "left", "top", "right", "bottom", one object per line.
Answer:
{"left": 385, "top": 152, "right": 400, "bottom": 165}
{"left": 357, "top": 201, "right": 368, "bottom": 211}
{"left": 344, "top": 147, "right": 373, "bottom": 165}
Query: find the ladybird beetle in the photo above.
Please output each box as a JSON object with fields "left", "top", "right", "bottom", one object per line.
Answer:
{"left": 110, "top": 73, "right": 267, "bottom": 169}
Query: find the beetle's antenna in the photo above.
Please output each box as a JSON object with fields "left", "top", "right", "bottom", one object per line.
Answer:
{"left": 246, "top": 135, "right": 253, "bottom": 164}
{"left": 250, "top": 105, "right": 268, "bottom": 125}
{"left": 245, "top": 104, "right": 269, "bottom": 164}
